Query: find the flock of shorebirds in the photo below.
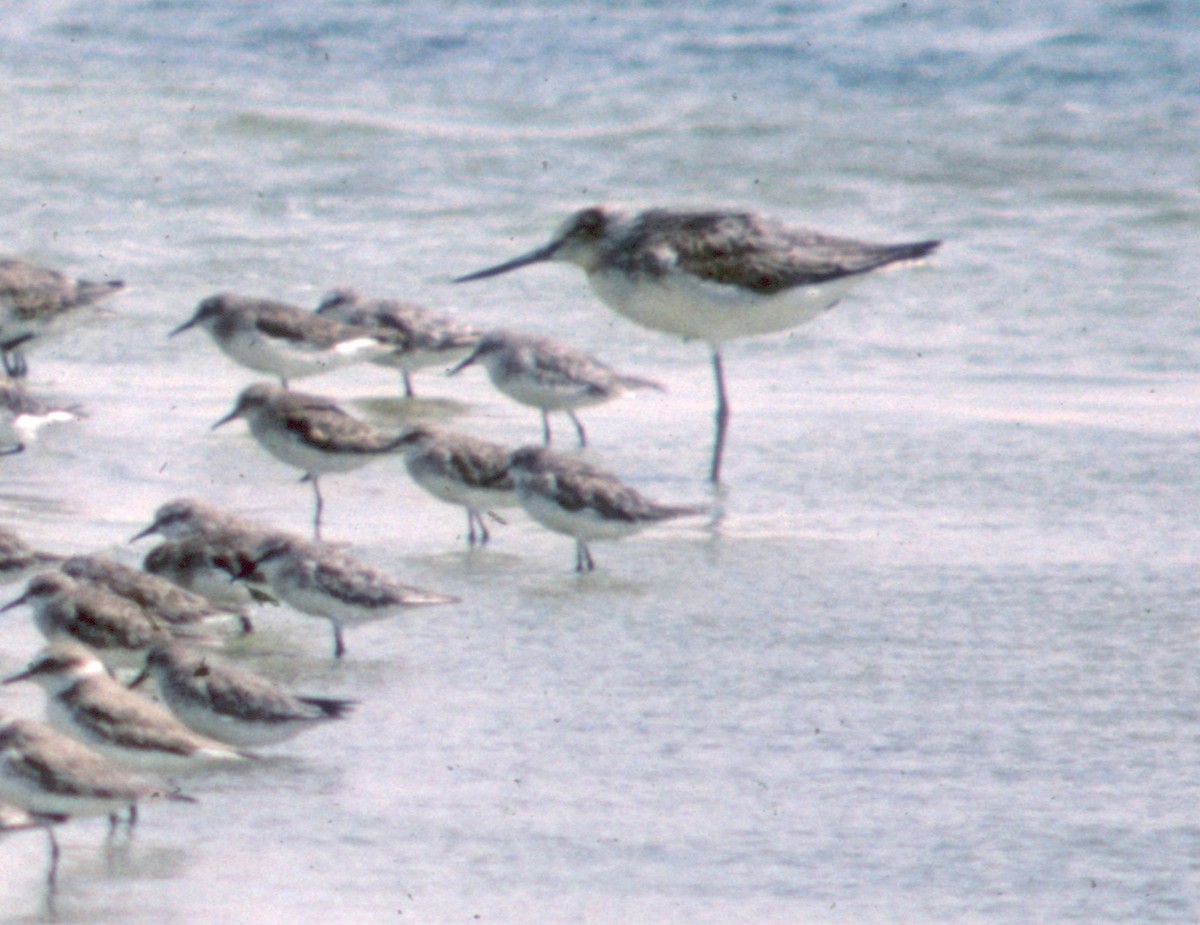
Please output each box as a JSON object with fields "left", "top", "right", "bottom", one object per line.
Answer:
{"left": 0, "top": 204, "right": 939, "bottom": 895}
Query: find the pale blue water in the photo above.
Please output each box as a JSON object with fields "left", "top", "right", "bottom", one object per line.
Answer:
{"left": 0, "top": 1, "right": 1197, "bottom": 922}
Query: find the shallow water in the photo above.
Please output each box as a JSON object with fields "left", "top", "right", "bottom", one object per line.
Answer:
{"left": 0, "top": 1, "right": 1198, "bottom": 922}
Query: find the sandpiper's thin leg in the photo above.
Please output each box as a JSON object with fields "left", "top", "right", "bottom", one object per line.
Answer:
{"left": 575, "top": 539, "right": 594, "bottom": 573}
{"left": 44, "top": 825, "right": 61, "bottom": 891}
{"left": 710, "top": 346, "right": 730, "bottom": 485}
{"left": 541, "top": 411, "right": 552, "bottom": 445}
{"left": 568, "top": 411, "right": 587, "bottom": 447}
{"left": 402, "top": 371, "right": 415, "bottom": 398}
{"left": 331, "top": 620, "right": 346, "bottom": 659}
{"left": 466, "top": 510, "right": 489, "bottom": 546}
{"left": 310, "top": 476, "right": 325, "bottom": 540}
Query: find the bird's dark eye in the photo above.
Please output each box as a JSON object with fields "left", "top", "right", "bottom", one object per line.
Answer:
{"left": 573, "top": 208, "right": 606, "bottom": 239}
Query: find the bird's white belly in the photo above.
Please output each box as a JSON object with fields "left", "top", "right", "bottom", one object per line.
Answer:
{"left": 588, "top": 269, "right": 855, "bottom": 343}
{"left": 249, "top": 418, "right": 379, "bottom": 475}
{"left": 490, "top": 370, "right": 606, "bottom": 412}
{"left": 516, "top": 488, "right": 642, "bottom": 542}
{"left": 221, "top": 329, "right": 381, "bottom": 379}
{"left": 407, "top": 463, "right": 517, "bottom": 512}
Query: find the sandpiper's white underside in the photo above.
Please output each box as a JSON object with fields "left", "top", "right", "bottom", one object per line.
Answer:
{"left": 247, "top": 415, "right": 387, "bottom": 475}
{"left": 216, "top": 326, "right": 385, "bottom": 380}
{"left": 515, "top": 485, "right": 645, "bottom": 543}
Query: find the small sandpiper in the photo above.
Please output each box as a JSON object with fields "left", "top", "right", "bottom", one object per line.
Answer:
{"left": 171, "top": 292, "right": 393, "bottom": 387}
{"left": 213, "top": 383, "right": 407, "bottom": 540}
{"left": 132, "top": 640, "right": 355, "bottom": 747}
{"left": 507, "top": 444, "right": 705, "bottom": 572}
{"left": 0, "top": 526, "right": 62, "bottom": 584}
{"left": 394, "top": 424, "right": 517, "bottom": 547}
{"left": 0, "top": 711, "right": 187, "bottom": 887}
{"left": 0, "top": 382, "right": 83, "bottom": 454}
{"left": 315, "top": 287, "right": 481, "bottom": 398}
{"left": 141, "top": 537, "right": 276, "bottom": 611}
{"left": 456, "top": 205, "right": 940, "bottom": 482}
{"left": 243, "top": 537, "right": 459, "bottom": 658}
{"left": 1, "top": 572, "right": 171, "bottom": 669}
{"left": 61, "top": 554, "right": 253, "bottom": 634}
{"left": 447, "top": 329, "right": 662, "bottom": 446}
{"left": 4, "top": 640, "right": 253, "bottom": 773}
{"left": 131, "top": 498, "right": 290, "bottom": 607}
{"left": 0, "top": 258, "right": 124, "bottom": 379}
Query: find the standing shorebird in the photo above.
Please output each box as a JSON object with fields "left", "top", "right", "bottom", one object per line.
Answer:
{"left": 393, "top": 425, "right": 517, "bottom": 547}
{"left": 241, "top": 537, "right": 459, "bottom": 658}
{"left": 212, "top": 383, "right": 406, "bottom": 540}
{"left": 507, "top": 444, "right": 705, "bottom": 573}
{"left": 446, "top": 329, "right": 661, "bottom": 446}
{"left": 315, "top": 287, "right": 480, "bottom": 398}
{"left": 456, "top": 206, "right": 940, "bottom": 482}
{"left": 171, "top": 293, "right": 393, "bottom": 387}
{"left": 0, "top": 258, "right": 124, "bottom": 379}
{"left": 0, "top": 712, "right": 190, "bottom": 890}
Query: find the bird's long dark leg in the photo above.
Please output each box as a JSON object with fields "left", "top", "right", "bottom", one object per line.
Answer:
{"left": 308, "top": 475, "right": 324, "bottom": 540}
{"left": 466, "top": 509, "right": 489, "bottom": 546}
{"left": 541, "top": 411, "right": 552, "bottom": 445}
{"left": 568, "top": 411, "right": 587, "bottom": 447}
{"left": 3, "top": 341, "right": 31, "bottom": 379}
{"left": 402, "top": 372, "right": 415, "bottom": 398}
{"left": 331, "top": 619, "right": 346, "bottom": 659}
{"left": 710, "top": 346, "right": 730, "bottom": 485}
{"left": 575, "top": 538, "right": 594, "bottom": 573}
{"left": 0, "top": 442, "right": 25, "bottom": 456}
{"left": 44, "top": 824, "right": 61, "bottom": 893}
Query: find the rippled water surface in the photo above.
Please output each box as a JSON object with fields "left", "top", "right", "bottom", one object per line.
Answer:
{"left": 0, "top": 1, "right": 1197, "bottom": 922}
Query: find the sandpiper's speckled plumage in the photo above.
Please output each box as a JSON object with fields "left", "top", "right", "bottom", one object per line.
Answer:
{"left": 448, "top": 329, "right": 661, "bottom": 446}
{"left": 61, "top": 554, "right": 252, "bottom": 634}
{"left": 212, "top": 383, "right": 406, "bottom": 539}
{"left": 135, "top": 640, "right": 355, "bottom": 747}
{"left": 507, "top": 444, "right": 705, "bottom": 572}
{"left": 457, "top": 205, "right": 940, "bottom": 481}
{"left": 246, "top": 537, "right": 459, "bottom": 658}
{"left": 171, "top": 292, "right": 392, "bottom": 386}
{"left": 4, "top": 641, "right": 253, "bottom": 772}
{"left": 132, "top": 498, "right": 291, "bottom": 607}
{"left": 0, "top": 572, "right": 171, "bottom": 668}
{"left": 315, "top": 287, "right": 480, "bottom": 397}
{"left": 395, "top": 425, "right": 517, "bottom": 547}
{"left": 0, "top": 258, "right": 124, "bottom": 379}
